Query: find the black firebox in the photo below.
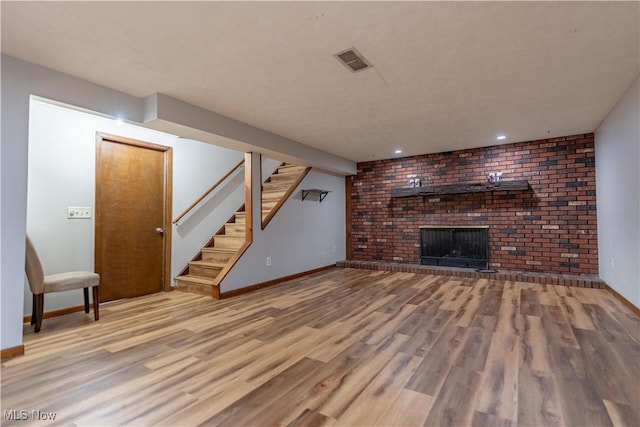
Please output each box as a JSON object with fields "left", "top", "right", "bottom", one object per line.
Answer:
{"left": 420, "top": 226, "right": 488, "bottom": 269}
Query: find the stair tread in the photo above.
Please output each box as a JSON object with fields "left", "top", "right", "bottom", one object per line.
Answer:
{"left": 262, "top": 190, "right": 287, "bottom": 197}
{"left": 202, "top": 247, "right": 237, "bottom": 254}
{"left": 278, "top": 165, "right": 307, "bottom": 173}
{"left": 263, "top": 181, "right": 293, "bottom": 186}
{"left": 189, "top": 260, "right": 226, "bottom": 268}
{"left": 275, "top": 168, "right": 305, "bottom": 174}
{"left": 273, "top": 173, "right": 301, "bottom": 178}
{"left": 223, "top": 232, "right": 245, "bottom": 237}
{"left": 175, "top": 275, "right": 215, "bottom": 285}
{"left": 269, "top": 175, "right": 299, "bottom": 182}
{"left": 270, "top": 175, "right": 298, "bottom": 181}
{"left": 263, "top": 186, "right": 293, "bottom": 193}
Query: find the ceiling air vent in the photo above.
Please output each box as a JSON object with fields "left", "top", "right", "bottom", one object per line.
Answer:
{"left": 334, "top": 47, "right": 372, "bottom": 73}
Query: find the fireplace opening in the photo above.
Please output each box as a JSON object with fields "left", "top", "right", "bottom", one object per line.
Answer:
{"left": 420, "top": 226, "right": 488, "bottom": 269}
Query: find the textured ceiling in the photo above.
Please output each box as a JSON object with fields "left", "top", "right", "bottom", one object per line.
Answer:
{"left": 2, "top": 1, "right": 638, "bottom": 162}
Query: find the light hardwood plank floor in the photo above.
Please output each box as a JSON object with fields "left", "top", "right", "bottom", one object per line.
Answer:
{"left": 1, "top": 268, "right": 638, "bottom": 426}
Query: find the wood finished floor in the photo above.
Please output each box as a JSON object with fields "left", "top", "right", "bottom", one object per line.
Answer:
{"left": 2, "top": 268, "right": 639, "bottom": 427}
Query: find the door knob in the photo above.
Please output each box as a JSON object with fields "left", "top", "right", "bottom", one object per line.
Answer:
{"left": 155, "top": 227, "right": 164, "bottom": 234}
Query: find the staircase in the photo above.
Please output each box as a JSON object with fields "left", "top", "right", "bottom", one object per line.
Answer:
{"left": 261, "top": 164, "right": 309, "bottom": 222}
{"left": 174, "top": 163, "right": 309, "bottom": 298}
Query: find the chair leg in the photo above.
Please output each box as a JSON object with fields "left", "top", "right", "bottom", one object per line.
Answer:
{"left": 83, "top": 288, "right": 90, "bottom": 313}
{"left": 31, "top": 294, "right": 37, "bottom": 325}
{"left": 92, "top": 287, "right": 100, "bottom": 321}
{"left": 34, "top": 294, "right": 44, "bottom": 333}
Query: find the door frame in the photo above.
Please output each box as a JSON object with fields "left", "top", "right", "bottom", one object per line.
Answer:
{"left": 95, "top": 132, "right": 173, "bottom": 293}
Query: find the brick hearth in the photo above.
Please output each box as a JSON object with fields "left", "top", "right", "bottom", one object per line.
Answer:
{"left": 337, "top": 260, "right": 605, "bottom": 289}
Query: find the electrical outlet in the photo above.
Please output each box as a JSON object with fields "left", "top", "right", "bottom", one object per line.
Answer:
{"left": 266, "top": 257, "right": 271, "bottom": 266}
{"left": 67, "top": 207, "right": 91, "bottom": 219}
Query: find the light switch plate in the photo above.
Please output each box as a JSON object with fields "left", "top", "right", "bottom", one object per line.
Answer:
{"left": 67, "top": 207, "right": 91, "bottom": 219}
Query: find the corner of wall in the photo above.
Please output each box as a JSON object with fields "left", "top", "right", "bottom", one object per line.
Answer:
{"left": 595, "top": 75, "right": 640, "bottom": 308}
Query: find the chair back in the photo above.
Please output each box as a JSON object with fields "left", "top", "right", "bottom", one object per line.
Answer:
{"left": 25, "top": 236, "right": 45, "bottom": 294}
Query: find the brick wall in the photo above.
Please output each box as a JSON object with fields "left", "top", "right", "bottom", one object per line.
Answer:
{"left": 349, "top": 133, "right": 598, "bottom": 275}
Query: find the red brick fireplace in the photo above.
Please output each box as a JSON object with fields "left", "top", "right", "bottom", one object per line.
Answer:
{"left": 347, "top": 133, "right": 598, "bottom": 276}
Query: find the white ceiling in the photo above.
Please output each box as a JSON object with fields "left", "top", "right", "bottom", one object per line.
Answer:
{"left": 2, "top": 1, "right": 638, "bottom": 162}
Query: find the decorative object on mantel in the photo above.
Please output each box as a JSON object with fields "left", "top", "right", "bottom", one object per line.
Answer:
{"left": 301, "top": 188, "right": 330, "bottom": 203}
{"left": 408, "top": 173, "right": 422, "bottom": 188}
{"left": 487, "top": 172, "right": 503, "bottom": 184}
{"left": 390, "top": 180, "right": 529, "bottom": 198}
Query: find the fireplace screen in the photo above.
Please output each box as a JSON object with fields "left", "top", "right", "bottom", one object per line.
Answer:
{"left": 420, "top": 227, "right": 488, "bottom": 269}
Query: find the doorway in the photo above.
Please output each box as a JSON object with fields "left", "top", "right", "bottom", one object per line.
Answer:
{"left": 95, "top": 133, "right": 172, "bottom": 302}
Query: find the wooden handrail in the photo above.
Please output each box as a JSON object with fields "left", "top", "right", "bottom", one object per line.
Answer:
{"left": 173, "top": 159, "right": 244, "bottom": 224}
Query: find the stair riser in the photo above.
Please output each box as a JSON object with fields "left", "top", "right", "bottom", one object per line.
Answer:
{"left": 262, "top": 201, "right": 279, "bottom": 210}
{"left": 278, "top": 166, "right": 307, "bottom": 174}
{"left": 269, "top": 174, "right": 299, "bottom": 183}
{"left": 262, "top": 182, "right": 291, "bottom": 193}
{"left": 201, "top": 251, "right": 234, "bottom": 263}
{"left": 214, "top": 236, "right": 244, "bottom": 249}
{"left": 225, "top": 224, "right": 245, "bottom": 234}
{"left": 262, "top": 191, "right": 286, "bottom": 201}
{"left": 221, "top": 234, "right": 246, "bottom": 241}
{"left": 175, "top": 280, "right": 215, "bottom": 297}
{"left": 189, "top": 264, "right": 222, "bottom": 279}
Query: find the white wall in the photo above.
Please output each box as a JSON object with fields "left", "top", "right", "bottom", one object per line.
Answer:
{"left": 595, "top": 75, "right": 640, "bottom": 308}
{"left": 221, "top": 160, "right": 346, "bottom": 292}
{"left": 1, "top": 55, "right": 148, "bottom": 351}
{"left": 1, "top": 55, "right": 355, "bottom": 351}
{"left": 26, "top": 100, "right": 247, "bottom": 314}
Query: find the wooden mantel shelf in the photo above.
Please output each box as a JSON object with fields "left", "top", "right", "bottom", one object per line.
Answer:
{"left": 391, "top": 180, "right": 529, "bottom": 198}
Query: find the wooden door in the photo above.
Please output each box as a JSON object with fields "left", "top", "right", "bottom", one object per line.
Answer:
{"left": 95, "top": 134, "right": 172, "bottom": 302}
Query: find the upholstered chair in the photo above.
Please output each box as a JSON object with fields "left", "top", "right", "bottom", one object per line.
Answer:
{"left": 25, "top": 236, "right": 100, "bottom": 332}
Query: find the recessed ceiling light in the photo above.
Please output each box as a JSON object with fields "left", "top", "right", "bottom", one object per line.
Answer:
{"left": 496, "top": 135, "right": 506, "bottom": 140}
{"left": 394, "top": 149, "right": 402, "bottom": 154}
